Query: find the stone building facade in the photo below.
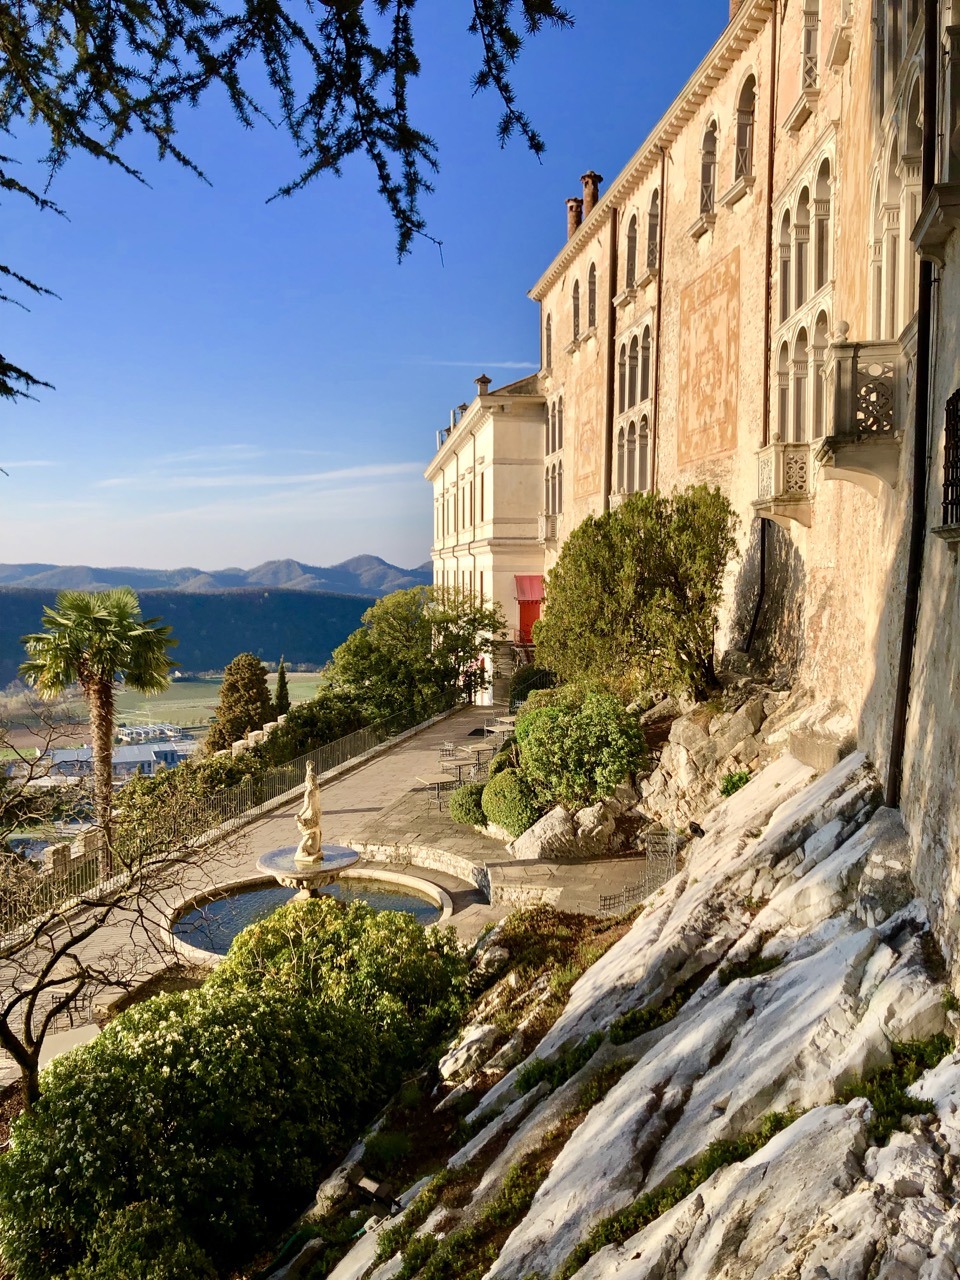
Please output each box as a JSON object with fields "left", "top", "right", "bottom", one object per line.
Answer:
{"left": 426, "top": 0, "right": 960, "bottom": 960}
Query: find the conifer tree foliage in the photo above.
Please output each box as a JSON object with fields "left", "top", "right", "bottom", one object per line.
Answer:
{"left": 1, "top": 0, "right": 573, "bottom": 401}
{"left": 273, "top": 658, "right": 291, "bottom": 718}
{"left": 533, "top": 487, "right": 739, "bottom": 698}
{"left": 206, "top": 652, "right": 274, "bottom": 752}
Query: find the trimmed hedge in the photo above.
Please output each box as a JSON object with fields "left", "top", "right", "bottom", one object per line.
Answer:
{"left": 449, "top": 782, "right": 487, "bottom": 828}
{"left": 481, "top": 768, "right": 541, "bottom": 838}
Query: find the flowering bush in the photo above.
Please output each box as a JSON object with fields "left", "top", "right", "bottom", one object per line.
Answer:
{"left": 0, "top": 901, "right": 469, "bottom": 1279}
{"left": 0, "top": 956, "right": 431, "bottom": 1277}
{"left": 211, "top": 898, "right": 468, "bottom": 1070}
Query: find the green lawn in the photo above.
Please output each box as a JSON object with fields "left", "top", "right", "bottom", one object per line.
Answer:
{"left": 113, "top": 673, "right": 320, "bottom": 726}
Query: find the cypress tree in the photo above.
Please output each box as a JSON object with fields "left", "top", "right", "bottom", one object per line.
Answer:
{"left": 206, "top": 653, "right": 274, "bottom": 752}
{"left": 274, "top": 658, "right": 291, "bottom": 718}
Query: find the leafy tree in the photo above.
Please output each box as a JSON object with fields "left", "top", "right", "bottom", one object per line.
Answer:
{"left": 273, "top": 657, "right": 291, "bottom": 718}
{"left": 19, "top": 589, "right": 175, "bottom": 871}
{"left": 533, "top": 487, "right": 738, "bottom": 698}
{"left": 515, "top": 684, "right": 647, "bottom": 809}
{"left": 260, "top": 690, "right": 366, "bottom": 764}
{"left": 1, "top": 0, "right": 573, "bottom": 401}
{"left": 206, "top": 652, "right": 273, "bottom": 753}
{"left": 328, "top": 587, "right": 505, "bottom": 723}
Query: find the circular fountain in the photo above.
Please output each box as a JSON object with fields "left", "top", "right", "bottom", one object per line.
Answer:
{"left": 255, "top": 760, "right": 358, "bottom": 899}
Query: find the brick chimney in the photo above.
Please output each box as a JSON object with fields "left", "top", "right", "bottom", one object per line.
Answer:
{"left": 475, "top": 374, "right": 492, "bottom": 397}
{"left": 566, "top": 197, "right": 583, "bottom": 240}
{"left": 581, "top": 171, "right": 603, "bottom": 217}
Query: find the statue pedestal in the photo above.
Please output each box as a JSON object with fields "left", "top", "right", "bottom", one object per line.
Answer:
{"left": 256, "top": 845, "right": 360, "bottom": 900}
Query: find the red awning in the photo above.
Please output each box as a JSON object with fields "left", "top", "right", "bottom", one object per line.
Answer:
{"left": 515, "top": 575, "right": 544, "bottom": 602}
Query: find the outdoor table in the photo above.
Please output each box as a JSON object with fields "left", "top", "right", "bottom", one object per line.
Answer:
{"left": 440, "top": 758, "right": 471, "bottom": 783}
{"left": 416, "top": 774, "right": 457, "bottom": 807}
{"left": 456, "top": 744, "right": 494, "bottom": 770}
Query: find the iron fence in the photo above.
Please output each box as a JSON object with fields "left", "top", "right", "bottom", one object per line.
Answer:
{"left": 598, "top": 830, "right": 679, "bottom": 916}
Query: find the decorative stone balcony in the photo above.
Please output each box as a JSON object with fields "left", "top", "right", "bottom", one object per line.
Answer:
{"left": 537, "top": 513, "right": 559, "bottom": 545}
{"left": 753, "top": 439, "right": 812, "bottom": 527}
{"left": 816, "top": 333, "right": 905, "bottom": 496}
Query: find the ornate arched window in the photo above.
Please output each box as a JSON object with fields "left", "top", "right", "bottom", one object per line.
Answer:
{"left": 557, "top": 461, "right": 563, "bottom": 514}
{"left": 616, "top": 427, "right": 625, "bottom": 492}
{"left": 779, "top": 211, "right": 792, "bottom": 323}
{"left": 640, "top": 326, "right": 651, "bottom": 401}
{"left": 545, "top": 314, "right": 552, "bottom": 369}
{"left": 638, "top": 416, "right": 649, "bottom": 491}
{"left": 812, "top": 312, "right": 829, "bottom": 438}
{"left": 777, "top": 342, "right": 790, "bottom": 439}
{"left": 627, "top": 335, "right": 639, "bottom": 407}
{"left": 587, "top": 264, "right": 597, "bottom": 328}
{"left": 793, "top": 328, "right": 809, "bottom": 443}
{"left": 626, "top": 215, "right": 638, "bottom": 287}
{"left": 802, "top": 0, "right": 820, "bottom": 90}
{"left": 814, "top": 160, "right": 831, "bottom": 291}
{"left": 700, "top": 122, "right": 718, "bottom": 216}
{"left": 626, "top": 422, "right": 637, "bottom": 494}
{"left": 618, "top": 345, "right": 627, "bottom": 414}
{"left": 544, "top": 412, "right": 550, "bottom": 455}
{"left": 884, "top": 141, "right": 903, "bottom": 337}
{"left": 550, "top": 463, "right": 558, "bottom": 515}
{"left": 550, "top": 402, "right": 557, "bottom": 454}
{"left": 735, "top": 77, "right": 756, "bottom": 180}
{"left": 646, "top": 191, "right": 660, "bottom": 272}
{"left": 795, "top": 189, "right": 810, "bottom": 308}
{"left": 572, "top": 280, "right": 581, "bottom": 341}
{"left": 557, "top": 396, "right": 564, "bottom": 449}
{"left": 544, "top": 468, "right": 551, "bottom": 513}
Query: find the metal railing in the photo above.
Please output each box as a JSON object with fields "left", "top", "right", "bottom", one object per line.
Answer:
{"left": 0, "top": 706, "right": 437, "bottom": 937}
{"left": 943, "top": 388, "right": 960, "bottom": 526}
{"left": 598, "top": 831, "right": 679, "bottom": 915}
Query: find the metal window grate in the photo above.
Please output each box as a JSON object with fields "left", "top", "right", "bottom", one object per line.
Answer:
{"left": 944, "top": 389, "right": 960, "bottom": 527}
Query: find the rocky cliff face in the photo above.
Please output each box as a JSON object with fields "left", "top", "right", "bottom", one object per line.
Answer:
{"left": 313, "top": 744, "right": 960, "bottom": 1280}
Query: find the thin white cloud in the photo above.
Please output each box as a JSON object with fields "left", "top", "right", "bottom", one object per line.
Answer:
{"left": 0, "top": 460, "right": 58, "bottom": 469}
{"left": 96, "top": 461, "right": 426, "bottom": 491}
{"left": 412, "top": 360, "right": 538, "bottom": 370}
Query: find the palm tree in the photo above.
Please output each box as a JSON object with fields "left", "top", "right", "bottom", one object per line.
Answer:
{"left": 20, "top": 589, "right": 176, "bottom": 876}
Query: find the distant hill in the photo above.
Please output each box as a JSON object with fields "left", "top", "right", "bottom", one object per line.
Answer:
{"left": 0, "top": 555, "right": 433, "bottom": 596}
{"left": 0, "top": 589, "right": 376, "bottom": 685}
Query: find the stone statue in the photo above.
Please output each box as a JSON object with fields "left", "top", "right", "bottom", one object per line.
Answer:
{"left": 294, "top": 761, "right": 324, "bottom": 862}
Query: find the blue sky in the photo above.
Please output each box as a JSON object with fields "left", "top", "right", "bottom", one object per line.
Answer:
{"left": 1, "top": 0, "right": 726, "bottom": 572}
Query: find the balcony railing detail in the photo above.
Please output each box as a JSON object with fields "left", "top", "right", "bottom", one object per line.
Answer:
{"left": 538, "top": 513, "right": 558, "bottom": 543}
{"left": 755, "top": 440, "right": 812, "bottom": 527}
{"left": 817, "top": 334, "right": 906, "bottom": 494}
{"left": 944, "top": 389, "right": 960, "bottom": 528}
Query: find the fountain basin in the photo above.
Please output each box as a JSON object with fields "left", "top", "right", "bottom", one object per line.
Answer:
{"left": 169, "top": 869, "right": 453, "bottom": 965}
{"left": 256, "top": 843, "right": 360, "bottom": 898}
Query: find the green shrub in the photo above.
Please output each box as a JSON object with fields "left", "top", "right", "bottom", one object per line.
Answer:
{"left": 836, "top": 1035, "right": 949, "bottom": 1145}
{"left": 488, "top": 739, "right": 518, "bottom": 777}
{"left": 449, "top": 782, "right": 487, "bottom": 827}
{"left": 508, "top": 665, "right": 556, "bottom": 707}
{"left": 0, "top": 989, "right": 377, "bottom": 1280}
{"left": 719, "top": 769, "right": 752, "bottom": 797}
{"left": 717, "top": 954, "right": 783, "bottom": 986}
{"left": 515, "top": 685, "right": 647, "bottom": 809}
{"left": 516, "top": 1033, "right": 604, "bottom": 1094}
{"left": 63, "top": 1203, "right": 216, "bottom": 1280}
{"left": 210, "top": 897, "right": 469, "bottom": 1069}
{"left": 364, "top": 1129, "right": 414, "bottom": 1177}
{"left": 0, "top": 902, "right": 469, "bottom": 1280}
{"left": 481, "top": 769, "right": 542, "bottom": 837}
{"left": 260, "top": 690, "right": 367, "bottom": 764}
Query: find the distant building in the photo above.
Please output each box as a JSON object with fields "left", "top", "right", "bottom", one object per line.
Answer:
{"left": 47, "top": 741, "right": 197, "bottom": 782}
{"left": 116, "top": 723, "right": 181, "bottom": 744}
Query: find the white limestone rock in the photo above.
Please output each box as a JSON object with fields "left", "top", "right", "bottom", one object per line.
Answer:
{"left": 508, "top": 806, "right": 576, "bottom": 861}
{"left": 438, "top": 1023, "right": 499, "bottom": 1080}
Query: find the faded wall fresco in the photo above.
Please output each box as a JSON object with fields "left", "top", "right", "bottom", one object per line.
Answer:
{"left": 677, "top": 249, "right": 741, "bottom": 467}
